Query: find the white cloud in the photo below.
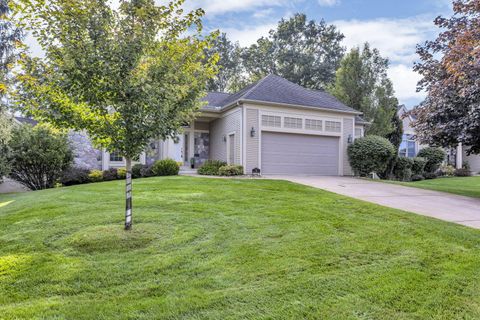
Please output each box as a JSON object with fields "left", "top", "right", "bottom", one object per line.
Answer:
{"left": 318, "top": 0, "right": 339, "bottom": 6}
{"left": 387, "top": 64, "right": 425, "bottom": 102}
{"left": 333, "top": 16, "right": 436, "bottom": 65}
{"left": 222, "top": 23, "right": 276, "bottom": 46}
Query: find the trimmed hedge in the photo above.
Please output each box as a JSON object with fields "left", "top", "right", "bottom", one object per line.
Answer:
{"left": 393, "top": 157, "right": 414, "bottom": 181}
{"left": 411, "top": 157, "right": 427, "bottom": 176}
{"left": 218, "top": 165, "right": 243, "bottom": 176}
{"left": 88, "top": 170, "right": 103, "bottom": 182}
{"left": 102, "top": 168, "right": 118, "bottom": 181}
{"left": 151, "top": 159, "right": 179, "bottom": 176}
{"left": 60, "top": 167, "right": 90, "bottom": 186}
{"left": 454, "top": 168, "right": 471, "bottom": 177}
{"left": 132, "top": 164, "right": 143, "bottom": 178}
{"left": 417, "top": 147, "right": 446, "bottom": 173}
{"left": 198, "top": 160, "right": 227, "bottom": 176}
{"left": 348, "top": 136, "right": 395, "bottom": 176}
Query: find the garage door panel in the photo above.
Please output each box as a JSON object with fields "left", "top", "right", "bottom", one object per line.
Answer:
{"left": 261, "top": 132, "right": 339, "bottom": 175}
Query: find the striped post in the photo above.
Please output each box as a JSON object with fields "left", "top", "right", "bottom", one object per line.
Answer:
{"left": 125, "top": 158, "right": 133, "bottom": 230}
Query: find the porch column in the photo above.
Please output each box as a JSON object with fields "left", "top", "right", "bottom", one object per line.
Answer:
{"left": 456, "top": 143, "right": 463, "bottom": 169}
{"left": 102, "top": 149, "right": 109, "bottom": 170}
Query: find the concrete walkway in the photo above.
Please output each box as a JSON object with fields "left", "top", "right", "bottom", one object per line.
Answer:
{"left": 268, "top": 176, "right": 480, "bottom": 229}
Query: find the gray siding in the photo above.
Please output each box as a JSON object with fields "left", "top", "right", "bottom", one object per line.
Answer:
{"left": 245, "top": 108, "right": 260, "bottom": 173}
{"left": 343, "top": 118, "right": 354, "bottom": 175}
{"left": 465, "top": 151, "right": 480, "bottom": 174}
{"left": 209, "top": 108, "right": 242, "bottom": 164}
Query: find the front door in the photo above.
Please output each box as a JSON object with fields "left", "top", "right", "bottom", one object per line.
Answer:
{"left": 194, "top": 132, "right": 210, "bottom": 165}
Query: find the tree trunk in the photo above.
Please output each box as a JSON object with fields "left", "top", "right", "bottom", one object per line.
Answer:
{"left": 125, "top": 157, "right": 133, "bottom": 230}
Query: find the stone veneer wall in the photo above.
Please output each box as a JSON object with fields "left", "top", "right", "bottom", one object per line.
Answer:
{"left": 68, "top": 131, "right": 102, "bottom": 169}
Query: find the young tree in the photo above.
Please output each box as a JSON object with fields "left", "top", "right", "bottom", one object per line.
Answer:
{"left": 243, "top": 14, "right": 345, "bottom": 90}
{"left": 413, "top": 0, "right": 480, "bottom": 154}
{"left": 16, "top": 0, "right": 218, "bottom": 229}
{"left": 329, "top": 43, "right": 399, "bottom": 136}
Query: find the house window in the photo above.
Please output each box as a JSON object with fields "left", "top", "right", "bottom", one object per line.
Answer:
{"left": 262, "top": 115, "right": 281, "bottom": 127}
{"left": 355, "top": 128, "right": 363, "bottom": 138}
{"left": 325, "top": 121, "right": 341, "bottom": 132}
{"left": 284, "top": 117, "right": 302, "bottom": 129}
{"left": 399, "top": 134, "right": 417, "bottom": 157}
{"left": 305, "top": 119, "right": 322, "bottom": 131}
{"left": 109, "top": 151, "right": 123, "bottom": 162}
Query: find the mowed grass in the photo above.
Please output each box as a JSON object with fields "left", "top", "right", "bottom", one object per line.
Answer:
{"left": 389, "top": 176, "right": 480, "bottom": 198}
{"left": 1, "top": 176, "right": 480, "bottom": 319}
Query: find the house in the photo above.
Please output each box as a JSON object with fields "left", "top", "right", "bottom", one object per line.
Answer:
{"left": 397, "top": 105, "right": 480, "bottom": 173}
{"left": 149, "top": 74, "right": 366, "bottom": 176}
{"left": 15, "top": 74, "right": 368, "bottom": 176}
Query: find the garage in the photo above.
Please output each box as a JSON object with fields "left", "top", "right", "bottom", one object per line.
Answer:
{"left": 261, "top": 132, "right": 339, "bottom": 175}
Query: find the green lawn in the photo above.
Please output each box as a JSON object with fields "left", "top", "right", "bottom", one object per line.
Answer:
{"left": 2, "top": 177, "right": 480, "bottom": 319}
{"left": 388, "top": 176, "right": 480, "bottom": 198}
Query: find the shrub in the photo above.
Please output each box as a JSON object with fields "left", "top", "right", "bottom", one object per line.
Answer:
{"left": 454, "top": 168, "right": 472, "bottom": 177}
{"left": 60, "top": 167, "right": 90, "bottom": 186}
{"left": 218, "top": 165, "right": 243, "bottom": 176}
{"left": 102, "top": 168, "right": 118, "bottom": 181}
{"left": 198, "top": 160, "right": 227, "bottom": 176}
{"left": 7, "top": 125, "right": 73, "bottom": 190}
{"left": 439, "top": 164, "right": 455, "bottom": 177}
{"left": 347, "top": 135, "right": 395, "bottom": 177}
{"left": 117, "top": 168, "right": 127, "bottom": 179}
{"left": 411, "top": 157, "right": 427, "bottom": 176}
{"left": 411, "top": 174, "right": 425, "bottom": 181}
{"left": 424, "top": 172, "right": 438, "bottom": 180}
{"left": 132, "top": 163, "right": 143, "bottom": 178}
{"left": 140, "top": 164, "right": 154, "bottom": 177}
{"left": 393, "top": 157, "right": 414, "bottom": 181}
{"left": 417, "top": 147, "right": 446, "bottom": 173}
{"left": 88, "top": 170, "right": 104, "bottom": 182}
{"left": 151, "top": 159, "right": 179, "bottom": 176}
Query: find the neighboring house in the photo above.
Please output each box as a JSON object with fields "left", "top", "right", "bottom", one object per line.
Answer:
{"left": 14, "top": 74, "right": 368, "bottom": 176}
{"left": 397, "top": 105, "right": 480, "bottom": 173}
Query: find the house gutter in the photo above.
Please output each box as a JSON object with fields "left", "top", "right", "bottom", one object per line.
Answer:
{"left": 203, "top": 99, "right": 363, "bottom": 116}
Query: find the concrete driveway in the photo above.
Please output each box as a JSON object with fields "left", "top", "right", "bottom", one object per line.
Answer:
{"left": 268, "top": 176, "right": 480, "bottom": 229}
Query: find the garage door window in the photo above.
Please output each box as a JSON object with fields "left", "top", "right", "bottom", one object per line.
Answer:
{"left": 284, "top": 117, "right": 302, "bottom": 129}
{"left": 305, "top": 119, "right": 322, "bottom": 131}
{"left": 262, "top": 115, "right": 281, "bottom": 127}
{"left": 325, "top": 121, "right": 341, "bottom": 132}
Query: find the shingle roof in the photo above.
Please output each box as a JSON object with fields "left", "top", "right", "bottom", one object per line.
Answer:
{"left": 202, "top": 74, "right": 360, "bottom": 114}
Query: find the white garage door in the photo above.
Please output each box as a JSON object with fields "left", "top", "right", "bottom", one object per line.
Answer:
{"left": 261, "top": 132, "right": 339, "bottom": 175}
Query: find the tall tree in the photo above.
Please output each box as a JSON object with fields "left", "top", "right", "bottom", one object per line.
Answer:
{"left": 413, "top": 0, "right": 480, "bottom": 154}
{"left": 329, "top": 43, "right": 399, "bottom": 136}
{"left": 243, "top": 14, "right": 345, "bottom": 90}
{"left": 0, "top": 0, "right": 23, "bottom": 181}
{"left": 204, "top": 33, "right": 246, "bottom": 93}
{"left": 16, "top": 0, "right": 218, "bottom": 230}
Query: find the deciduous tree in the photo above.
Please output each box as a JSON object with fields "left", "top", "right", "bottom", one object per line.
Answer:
{"left": 243, "top": 14, "right": 345, "bottom": 89}
{"left": 329, "top": 43, "right": 399, "bottom": 137}
{"left": 16, "top": 0, "right": 218, "bottom": 229}
{"left": 413, "top": 0, "right": 480, "bottom": 154}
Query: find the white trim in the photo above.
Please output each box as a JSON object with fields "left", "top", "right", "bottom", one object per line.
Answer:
{"left": 226, "top": 131, "right": 236, "bottom": 165}
{"left": 242, "top": 105, "right": 246, "bottom": 172}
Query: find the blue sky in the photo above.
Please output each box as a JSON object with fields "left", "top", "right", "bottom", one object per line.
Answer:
{"left": 185, "top": 0, "right": 453, "bottom": 108}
